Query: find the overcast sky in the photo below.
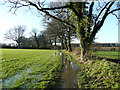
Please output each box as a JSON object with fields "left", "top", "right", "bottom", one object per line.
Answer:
{"left": 0, "top": 1, "right": 119, "bottom": 44}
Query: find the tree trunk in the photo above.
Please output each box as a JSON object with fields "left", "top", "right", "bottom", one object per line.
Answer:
{"left": 67, "top": 27, "right": 72, "bottom": 52}
{"left": 50, "top": 40, "right": 52, "bottom": 47}
{"left": 18, "top": 42, "right": 20, "bottom": 48}
{"left": 80, "top": 43, "right": 86, "bottom": 61}
{"left": 16, "top": 40, "right": 20, "bottom": 48}
{"left": 37, "top": 41, "right": 39, "bottom": 48}
{"left": 54, "top": 37, "right": 56, "bottom": 46}
{"left": 67, "top": 36, "right": 72, "bottom": 52}
{"left": 79, "top": 38, "right": 93, "bottom": 61}
{"left": 61, "top": 36, "right": 64, "bottom": 50}
{"left": 64, "top": 36, "right": 68, "bottom": 51}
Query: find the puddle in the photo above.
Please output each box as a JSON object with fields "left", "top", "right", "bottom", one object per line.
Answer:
{"left": 53, "top": 52, "right": 57, "bottom": 57}
{"left": 4, "top": 73, "right": 22, "bottom": 87}
{"left": 22, "top": 74, "right": 42, "bottom": 88}
{"left": 3, "top": 65, "right": 40, "bottom": 88}
{"left": 59, "top": 51, "right": 62, "bottom": 56}
{"left": 54, "top": 53, "right": 80, "bottom": 88}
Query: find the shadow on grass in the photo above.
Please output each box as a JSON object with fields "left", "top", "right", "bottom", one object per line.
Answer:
{"left": 92, "top": 56, "right": 120, "bottom": 64}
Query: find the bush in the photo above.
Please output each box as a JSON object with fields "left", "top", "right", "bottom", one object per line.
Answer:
{"left": 111, "top": 48, "right": 116, "bottom": 51}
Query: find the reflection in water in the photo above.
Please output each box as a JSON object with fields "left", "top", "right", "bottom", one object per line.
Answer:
{"left": 53, "top": 52, "right": 57, "bottom": 57}
{"left": 3, "top": 65, "right": 42, "bottom": 88}
{"left": 4, "top": 66, "right": 33, "bottom": 88}
{"left": 55, "top": 53, "right": 80, "bottom": 88}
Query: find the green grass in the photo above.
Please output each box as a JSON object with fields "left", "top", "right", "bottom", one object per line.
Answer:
{"left": 78, "top": 50, "right": 120, "bottom": 88}
{"left": 62, "top": 50, "right": 120, "bottom": 88}
{"left": 2, "top": 49, "right": 62, "bottom": 88}
{"left": 77, "top": 59, "right": 120, "bottom": 88}
{"left": 93, "top": 51, "right": 119, "bottom": 59}
{"left": 2, "top": 49, "right": 120, "bottom": 88}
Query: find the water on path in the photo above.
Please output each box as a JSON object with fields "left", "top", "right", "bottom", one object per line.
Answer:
{"left": 54, "top": 53, "right": 80, "bottom": 88}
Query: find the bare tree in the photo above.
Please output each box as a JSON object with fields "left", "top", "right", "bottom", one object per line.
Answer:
{"left": 4, "top": 25, "right": 26, "bottom": 48}
{"left": 31, "top": 29, "right": 40, "bottom": 48}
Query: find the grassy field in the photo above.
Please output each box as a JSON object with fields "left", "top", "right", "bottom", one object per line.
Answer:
{"left": 94, "top": 51, "right": 119, "bottom": 60}
{"left": 78, "top": 51, "right": 120, "bottom": 88}
{"left": 2, "top": 49, "right": 62, "bottom": 88}
{"left": 2, "top": 49, "right": 120, "bottom": 88}
{"left": 77, "top": 59, "right": 120, "bottom": 88}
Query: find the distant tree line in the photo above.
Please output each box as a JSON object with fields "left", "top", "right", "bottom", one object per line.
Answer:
{"left": 3, "top": 25, "right": 54, "bottom": 49}
{"left": 3, "top": 22, "right": 77, "bottom": 49}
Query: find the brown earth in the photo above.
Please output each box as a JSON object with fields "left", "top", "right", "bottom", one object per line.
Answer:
{"left": 95, "top": 47, "right": 119, "bottom": 51}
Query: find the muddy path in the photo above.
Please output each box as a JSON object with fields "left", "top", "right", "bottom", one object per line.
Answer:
{"left": 54, "top": 52, "right": 80, "bottom": 88}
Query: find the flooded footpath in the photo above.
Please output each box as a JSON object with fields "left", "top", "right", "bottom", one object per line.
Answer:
{"left": 54, "top": 52, "right": 81, "bottom": 88}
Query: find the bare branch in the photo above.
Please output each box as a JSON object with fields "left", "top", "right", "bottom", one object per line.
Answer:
{"left": 91, "top": 2, "right": 114, "bottom": 40}
{"left": 25, "top": 1, "right": 75, "bottom": 29}
{"left": 87, "top": 1, "right": 94, "bottom": 33}
{"left": 94, "top": 2, "right": 110, "bottom": 25}
{"left": 99, "top": 2, "right": 114, "bottom": 27}
{"left": 111, "top": 12, "right": 120, "bottom": 21}
{"left": 89, "top": 2, "right": 94, "bottom": 18}
{"left": 4, "top": 25, "right": 26, "bottom": 44}
{"left": 108, "top": 8, "right": 120, "bottom": 14}
{"left": 43, "top": 10, "right": 76, "bottom": 29}
{"left": 28, "top": 1, "right": 69, "bottom": 11}
{"left": 38, "top": 1, "right": 42, "bottom": 9}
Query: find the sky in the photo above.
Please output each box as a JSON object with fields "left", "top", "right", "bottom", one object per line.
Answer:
{"left": 0, "top": 1, "right": 119, "bottom": 44}
{"left": 0, "top": 1, "right": 45, "bottom": 44}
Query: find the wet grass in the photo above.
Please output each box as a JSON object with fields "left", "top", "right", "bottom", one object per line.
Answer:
{"left": 63, "top": 50, "right": 120, "bottom": 88}
{"left": 77, "top": 59, "right": 120, "bottom": 88}
{"left": 2, "top": 49, "right": 62, "bottom": 88}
